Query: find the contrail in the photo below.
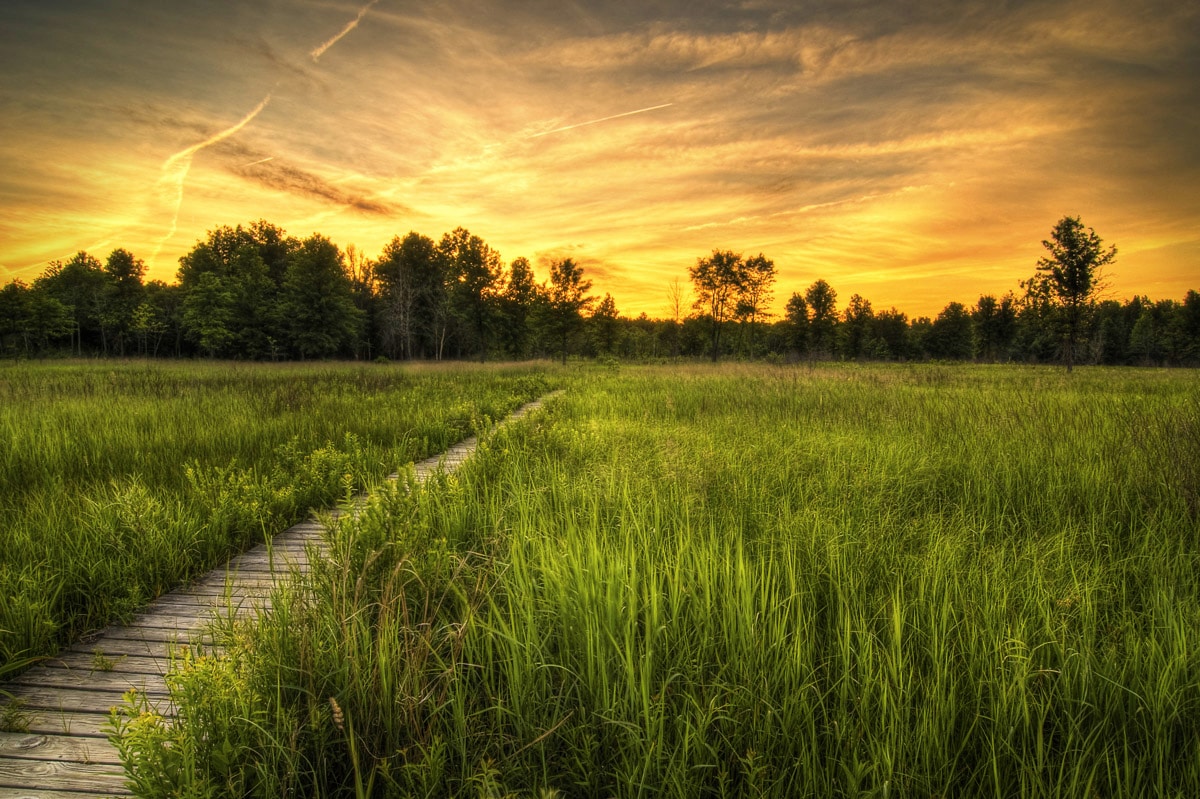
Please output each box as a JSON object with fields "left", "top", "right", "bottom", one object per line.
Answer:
{"left": 148, "top": 0, "right": 376, "bottom": 264}
{"left": 151, "top": 94, "right": 272, "bottom": 263}
{"left": 311, "top": 0, "right": 380, "bottom": 62}
{"left": 241, "top": 156, "right": 275, "bottom": 168}
{"left": 527, "top": 103, "right": 674, "bottom": 139}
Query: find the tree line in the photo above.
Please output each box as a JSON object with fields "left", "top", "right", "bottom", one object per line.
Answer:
{"left": 0, "top": 222, "right": 597, "bottom": 364}
{"left": 2, "top": 216, "right": 1198, "bottom": 367}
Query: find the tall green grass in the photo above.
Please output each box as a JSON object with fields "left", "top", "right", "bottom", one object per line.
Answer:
{"left": 0, "top": 360, "right": 555, "bottom": 675}
{"left": 113, "top": 363, "right": 1200, "bottom": 797}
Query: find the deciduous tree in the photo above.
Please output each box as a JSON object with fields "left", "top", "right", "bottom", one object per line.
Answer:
{"left": 690, "top": 250, "right": 744, "bottom": 362}
{"left": 499, "top": 257, "right": 538, "bottom": 359}
{"left": 1034, "top": 215, "right": 1116, "bottom": 371}
{"left": 280, "top": 235, "right": 364, "bottom": 359}
{"left": 784, "top": 292, "right": 808, "bottom": 355}
{"left": 182, "top": 272, "right": 236, "bottom": 357}
{"left": 805, "top": 279, "right": 838, "bottom": 358}
{"left": 927, "top": 301, "right": 974, "bottom": 360}
{"left": 543, "top": 258, "right": 594, "bottom": 365}
{"left": 973, "top": 294, "right": 1017, "bottom": 362}
{"left": 34, "top": 252, "right": 106, "bottom": 355}
{"left": 590, "top": 293, "right": 620, "bottom": 355}
{"left": 376, "top": 233, "right": 438, "bottom": 359}
{"left": 439, "top": 228, "right": 502, "bottom": 361}
{"left": 736, "top": 254, "right": 777, "bottom": 357}
{"left": 101, "top": 248, "right": 146, "bottom": 355}
{"left": 839, "top": 294, "right": 875, "bottom": 359}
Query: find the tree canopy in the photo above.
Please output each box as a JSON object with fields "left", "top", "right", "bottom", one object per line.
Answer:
{"left": 3, "top": 215, "right": 1198, "bottom": 367}
{"left": 1034, "top": 215, "right": 1117, "bottom": 371}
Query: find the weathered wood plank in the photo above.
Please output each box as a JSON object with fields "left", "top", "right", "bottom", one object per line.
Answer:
{"left": 81, "top": 627, "right": 211, "bottom": 646}
{"left": 0, "top": 787, "right": 129, "bottom": 799}
{"left": 142, "top": 598, "right": 265, "bottom": 617}
{"left": 0, "top": 755, "right": 127, "bottom": 792}
{"left": 0, "top": 732, "right": 122, "bottom": 765}
{"left": 224, "top": 553, "right": 312, "bottom": 569}
{"left": 169, "top": 583, "right": 277, "bottom": 598}
{"left": 65, "top": 639, "right": 187, "bottom": 659}
{"left": 2, "top": 687, "right": 169, "bottom": 717}
{"left": 38, "top": 654, "right": 170, "bottom": 677}
{"left": 9, "top": 667, "right": 167, "bottom": 696}
{"left": 188, "top": 573, "right": 282, "bottom": 588}
{"left": 4, "top": 709, "right": 116, "bottom": 738}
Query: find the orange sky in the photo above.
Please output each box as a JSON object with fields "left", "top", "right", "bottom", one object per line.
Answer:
{"left": 1, "top": 0, "right": 1197, "bottom": 319}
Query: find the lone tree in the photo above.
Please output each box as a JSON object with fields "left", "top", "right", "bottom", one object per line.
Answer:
{"left": 1035, "top": 215, "right": 1116, "bottom": 372}
{"left": 690, "top": 249, "right": 744, "bottom": 362}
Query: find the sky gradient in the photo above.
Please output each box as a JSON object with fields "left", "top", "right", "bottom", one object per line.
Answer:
{"left": 1, "top": 0, "right": 1197, "bottom": 318}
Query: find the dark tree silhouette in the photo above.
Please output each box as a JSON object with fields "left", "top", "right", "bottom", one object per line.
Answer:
{"left": 280, "top": 235, "right": 363, "bottom": 359}
{"left": 376, "top": 233, "right": 438, "bottom": 359}
{"left": 927, "top": 301, "right": 974, "bottom": 360}
{"left": 34, "top": 252, "right": 106, "bottom": 355}
{"left": 690, "top": 250, "right": 744, "bottom": 362}
{"left": 1035, "top": 216, "right": 1117, "bottom": 372}
{"left": 544, "top": 258, "right": 594, "bottom": 365}
{"left": 8, "top": 215, "right": 1200, "bottom": 367}
{"left": 100, "top": 249, "right": 146, "bottom": 355}
{"left": 784, "top": 292, "right": 808, "bottom": 355}
{"left": 805, "top": 279, "right": 838, "bottom": 358}
{"left": 439, "top": 228, "right": 502, "bottom": 362}
{"left": 839, "top": 294, "right": 875, "bottom": 359}
{"left": 591, "top": 293, "right": 620, "bottom": 354}
{"left": 736, "top": 254, "right": 776, "bottom": 356}
{"left": 499, "top": 257, "right": 538, "bottom": 358}
{"left": 0, "top": 280, "right": 72, "bottom": 356}
{"left": 973, "top": 294, "right": 1017, "bottom": 362}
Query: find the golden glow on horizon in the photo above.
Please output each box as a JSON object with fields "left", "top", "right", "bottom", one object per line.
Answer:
{"left": 1, "top": 0, "right": 1197, "bottom": 320}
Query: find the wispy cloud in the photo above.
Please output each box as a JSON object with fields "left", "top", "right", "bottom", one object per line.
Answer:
{"left": 228, "top": 149, "right": 400, "bottom": 216}
{"left": 310, "top": 0, "right": 380, "bottom": 62}
{"left": 3, "top": 0, "right": 1198, "bottom": 315}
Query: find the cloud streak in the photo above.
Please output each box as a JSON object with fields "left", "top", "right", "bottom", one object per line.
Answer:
{"left": 310, "top": 0, "right": 380, "bottom": 62}
{"left": 229, "top": 149, "right": 400, "bottom": 216}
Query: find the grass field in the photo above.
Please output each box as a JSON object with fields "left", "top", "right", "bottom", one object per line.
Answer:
{"left": 19, "top": 361, "right": 1200, "bottom": 797}
{"left": 0, "top": 360, "right": 555, "bottom": 676}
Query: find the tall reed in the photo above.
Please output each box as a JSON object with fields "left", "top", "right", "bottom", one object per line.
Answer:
{"left": 1, "top": 360, "right": 554, "bottom": 674}
{"left": 115, "top": 363, "right": 1200, "bottom": 797}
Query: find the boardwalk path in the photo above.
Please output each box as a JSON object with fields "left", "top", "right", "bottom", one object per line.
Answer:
{"left": 0, "top": 394, "right": 557, "bottom": 799}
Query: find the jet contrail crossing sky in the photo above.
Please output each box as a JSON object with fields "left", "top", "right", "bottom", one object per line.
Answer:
{"left": 528, "top": 103, "right": 675, "bottom": 139}
{"left": 311, "top": 0, "right": 380, "bottom": 62}
{"left": 152, "top": 94, "right": 274, "bottom": 262}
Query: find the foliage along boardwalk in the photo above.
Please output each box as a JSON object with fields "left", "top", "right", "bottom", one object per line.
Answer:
{"left": 0, "top": 394, "right": 557, "bottom": 799}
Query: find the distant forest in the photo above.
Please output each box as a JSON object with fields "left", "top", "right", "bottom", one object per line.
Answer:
{"left": 2, "top": 219, "right": 1198, "bottom": 366}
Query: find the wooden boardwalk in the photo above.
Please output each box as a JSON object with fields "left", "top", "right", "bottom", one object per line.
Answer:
{"left": 0, "top": 395, "right": 554, "bottom": 798}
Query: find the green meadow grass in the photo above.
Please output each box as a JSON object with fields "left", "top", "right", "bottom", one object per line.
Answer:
{"left": 114, "top": 363, "right": 1200, "bottom": 797}
{"left": 0, "top": 360, "right": 555, "bottom": 676}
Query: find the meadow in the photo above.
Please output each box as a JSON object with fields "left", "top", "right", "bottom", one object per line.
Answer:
{"left": 0, "top": 360, "right": 555, "bottom": 676}
{"left": 106, "top": 362, "right": 1200, "bottom": 798}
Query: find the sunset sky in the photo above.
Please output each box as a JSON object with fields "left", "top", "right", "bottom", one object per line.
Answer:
{"left": 1, "top": 0, "right": 1197, "bottom": 318}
